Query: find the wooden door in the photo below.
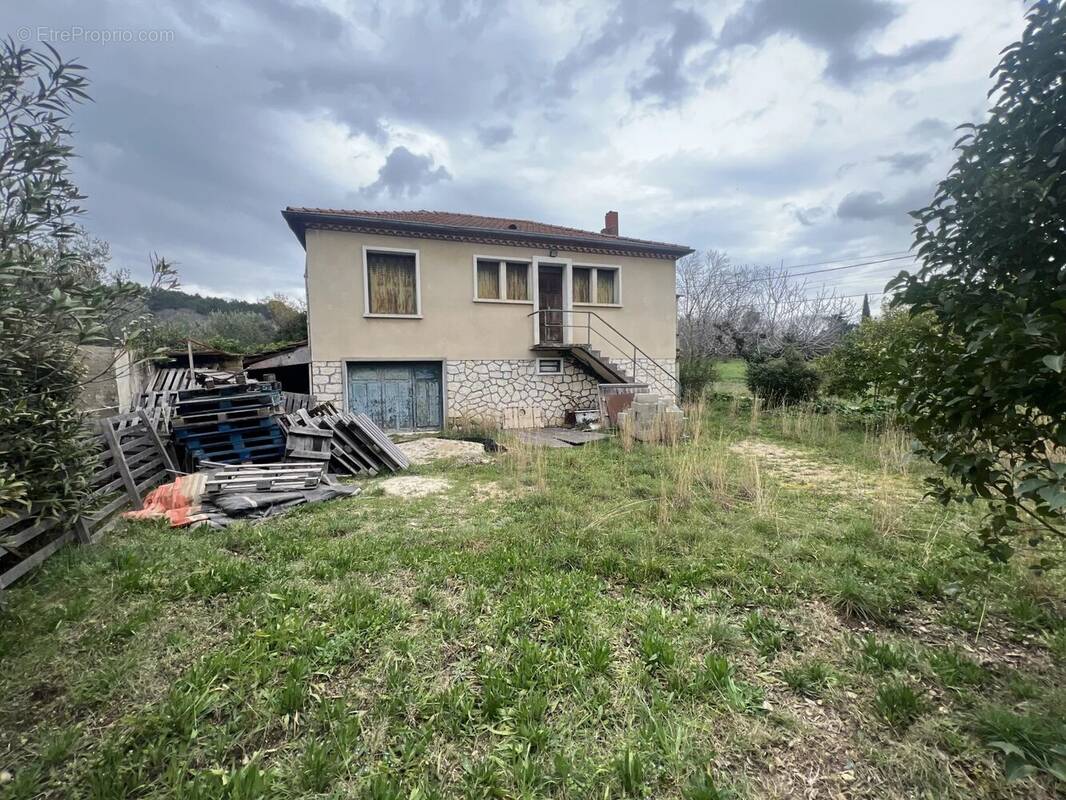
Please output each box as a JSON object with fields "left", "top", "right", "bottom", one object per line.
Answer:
{"left": 347, "top": 362, "right": 442, "bottom": 432}
{"left": 538, "top": 265, "right": 564, "bottom": 344}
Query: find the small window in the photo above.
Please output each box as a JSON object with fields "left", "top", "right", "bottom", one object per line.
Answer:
{"left": 506, "top": 262, "right": 529, "bottom": 301}
{"left": 537, "top": 358, "right": 563, "bottom": 375}
{"left": 597, "top": 269, "right": 618, "bottom": 304}
{"left": 475, "top": 258, "right": 531, "bottom": 302}
{"left": 572, "top": 267, "right": 591, "bottom": 303}
{"left": 476, "top": 259, "right": 500, "bottom": 299}
{"left": 366, "top": 250, "right": 418, "bottom": 316}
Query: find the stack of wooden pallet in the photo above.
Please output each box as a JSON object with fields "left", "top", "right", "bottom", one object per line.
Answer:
{"left": 281, "top": 409, "right": 409, "bottom": 475}
{"left": 204, "top": 462, "right": 325, "bottom": 494}
{"left": 171, "top": 381, "right": 286, "bottom": 465}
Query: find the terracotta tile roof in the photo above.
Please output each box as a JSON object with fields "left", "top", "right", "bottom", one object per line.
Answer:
{"left": 281, "top": 207, "right": 692, "bottom": 259}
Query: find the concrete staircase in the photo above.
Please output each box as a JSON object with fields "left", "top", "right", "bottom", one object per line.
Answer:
{"left": 531, "top": 343, "right": 635, "bottom": 385}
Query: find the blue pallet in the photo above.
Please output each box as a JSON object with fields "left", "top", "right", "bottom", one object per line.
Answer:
{"left": 188, "top": 445, "right": 285, "bottom": 464}
{"left": 183, "top": 433, "right": 284, "bottom": 452}
{"left": 173, "top": 417, "right": 278, "bottom": 440}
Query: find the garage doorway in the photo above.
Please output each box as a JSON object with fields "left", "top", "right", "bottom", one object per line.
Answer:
{"left": 346, "top": 361, "right": 443, "bottom": 432}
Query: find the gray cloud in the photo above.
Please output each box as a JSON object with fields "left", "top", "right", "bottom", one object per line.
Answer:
{"left": 551, "top": 0, "right": 712, "bottom": 107}
{"left": 0, "top": 0, "right": 1006, "bottom": 300}
{"left": 825, "top": 36, "right": 958, "bottom": 84}
{"left": 877, "top": 151, "right": 933, "bottom": 174}
{"left": 718, "top": 0, "right": 957, "bottom": 85}
{"left": 909, "top": 117, "right": 953, "bottom": 139}
{"left": 792, "top": 205, "right": 827, "bottom": 226}
{"left": 476, "top": 123, "right": 514, "bottom": 148}
{"left": 628, "top": 8, "right": 712, "bottom": 106}
{"left": 836, "top": 188, "right": 930, "bottom": 222}
{"left": 363, "top": 147, "right": 452, "bottom": 198}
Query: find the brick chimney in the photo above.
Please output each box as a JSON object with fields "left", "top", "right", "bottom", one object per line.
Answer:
{"left": 601, "top": 210, "right": 619, "bottom": 236}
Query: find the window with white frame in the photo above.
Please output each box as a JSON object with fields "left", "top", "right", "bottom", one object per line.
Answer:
{"left": 536, "top": 358, "right": 563, "bottom": 375}
{"left": 572, "top": 265, "right": 620, "bottom": 305}
{"left": 364, "top": 248, "right": 420, "bottom": 316}
{"left": 474, "top": 258, "right": 531, "bottom": 302}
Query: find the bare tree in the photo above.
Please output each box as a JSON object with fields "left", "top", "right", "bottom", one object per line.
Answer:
{"left": 676, "top": 251, "right": 857, "bottom": 360}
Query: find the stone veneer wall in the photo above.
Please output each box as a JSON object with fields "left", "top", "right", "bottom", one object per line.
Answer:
{"left": 446, "top": 359, "right": 598, "bottom": 428}
{"left": 310, "top": 356, "right": 677, "bottom": 428}
{"left": 311, "top": 361, "right": 344, "bottom": 406}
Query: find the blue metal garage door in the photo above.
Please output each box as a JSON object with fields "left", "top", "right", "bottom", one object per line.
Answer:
{"left": 346, "top": 362, "right": 442, "bottom": 432}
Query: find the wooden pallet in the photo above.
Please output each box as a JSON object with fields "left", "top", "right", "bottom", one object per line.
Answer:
{"left": 171, "top": 404, "right": 281, "bottom": 428}
{"left": 176, "top": 381, "right": 280, "bottom": 403}
{"left": 204, "top": 463, "right": 324, "bottom": 494}
{"left": 284, "top": 425, "right": 333, "bottom": 462}
{"left": 287, "top": 409, "right": 409, "bottom": 475}
{"left": 1, "top": 410, "right": 176, "bottom": 591}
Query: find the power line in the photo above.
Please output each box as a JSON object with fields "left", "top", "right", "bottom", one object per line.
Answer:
{"left": 717, "top": 255, "right": 916, "bottom": 288}
{"left": 779, "top": 254, "right": 915, "bottom": 279}
{"left": 781, "top": 249, "right": 911, "bottom": 270}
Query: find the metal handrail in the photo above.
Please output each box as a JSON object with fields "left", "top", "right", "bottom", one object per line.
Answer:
{"left": 527, "top": 308, "right": 678, "bottom": 396}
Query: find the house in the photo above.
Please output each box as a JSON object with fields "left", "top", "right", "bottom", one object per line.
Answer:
{"left": 281, "top": 208, "right": 693, "bottom": 432}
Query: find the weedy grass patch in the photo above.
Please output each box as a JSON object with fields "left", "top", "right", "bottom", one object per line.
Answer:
{"left": 0, "top": 399, "right": 1062, "bottom": 798}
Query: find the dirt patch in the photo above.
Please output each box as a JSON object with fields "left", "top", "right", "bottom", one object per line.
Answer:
{"left": 397, "top": 438, "right": 491, "bottom": 466}
{"left": 472, "top": 482, "right": 510, "bottom": 502}
{"left": 380, "top": 476, "right": 451, "bottom": 498}
{"left": 729, "top": 439, "right": 912, "bottom": 498}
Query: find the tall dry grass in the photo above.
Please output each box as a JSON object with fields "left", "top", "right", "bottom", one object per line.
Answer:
{"left": 500, "top": 431, "right": 548, "bottom": 492}
{"left": 870, "top": 426, "right": 911, "bottom": 474}
{"left": 778, "top": 405, "right": 841, "bottom": 446}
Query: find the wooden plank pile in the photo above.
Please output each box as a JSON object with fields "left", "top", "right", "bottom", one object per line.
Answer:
{"left": 136, "top": 367, "right": 195, "bottom": 428}
{"left": 171, "top": 381, "right": 286, "bottom": 466}
{"left": 281, "top": 392, "right": 317, "bottom": 414}
{"left": 281, "top": 409, "right": 409, "bottom": 475}
{"left": 203, "top": 463, "right": 325, "bottom": 494}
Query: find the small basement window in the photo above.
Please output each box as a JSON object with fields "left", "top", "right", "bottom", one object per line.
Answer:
{"left": 474, "top": 258, "right": 531, "bottom": 302}
{"left": 537, "top": 358, "right": 563, "bottom": 375}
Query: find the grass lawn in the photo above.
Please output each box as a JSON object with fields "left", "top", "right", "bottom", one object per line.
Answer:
{"left": 714, "top": 360, "right": 748, "bottom": 397}
{"left": 1, "top": 401, "right": 1063, "bottom": 799}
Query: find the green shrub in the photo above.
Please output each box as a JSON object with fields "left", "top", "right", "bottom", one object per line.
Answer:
{"left": 745, "top": 348, "right": 820, "bottom": 404}
{"left": 816, "top": 310, "right": 937, "bottom": 398}
{"left": 678, "top": 357, "right": 719, "bottom": 400}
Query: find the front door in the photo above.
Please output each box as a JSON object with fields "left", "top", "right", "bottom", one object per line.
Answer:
{"left": 538, "top": 265, "right": 564, "bottom": 344}
{"left": 347, "top": 362, "right": 442, "bottom": 432}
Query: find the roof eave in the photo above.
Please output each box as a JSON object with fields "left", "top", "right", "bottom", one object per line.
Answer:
{"left": 280, "top": 209, "right": 693, "bottom": 259}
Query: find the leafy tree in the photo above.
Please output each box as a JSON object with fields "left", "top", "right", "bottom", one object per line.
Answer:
{"left": 678, "top": 357, "right": 718, "bottom": 401}
{"left": 0, "top": 40, "right": 156, "bottom": 518}
{"left": 861, "top": 294, "right": 872, "bottom": 320}
{"left": 816, "top": 309, "right": 937, "bottom": 398}
{"left": 888, "top": 1, "right": 1066, "bottom": 562}
{"left": 261, "top": 293, "right": 308, "bottom": 342}
{"left": 746, "top": 348, "right": 820, "bottom": 405}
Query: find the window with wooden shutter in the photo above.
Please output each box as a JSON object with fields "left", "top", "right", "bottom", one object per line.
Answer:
{"left": 476, "top": 259, "right": 500, "bottom": 299}
{"left": 572, "top": 267, "right": 591, "bottom": 303}
{"left": 365, "top": 250, "right": 419, "bottom": 316}
{"left": 596, "top": 269, "right": 617, "bottom": 304}
{"left": 506, "top": 262, "right": 529, "bottom": 301}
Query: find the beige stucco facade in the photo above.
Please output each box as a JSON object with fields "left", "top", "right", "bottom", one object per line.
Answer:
{"left": 303, "top": 226, "right": 680, "bottom": 426}
{"left": 305, "top": 228, "right": 678, "bottom": 363}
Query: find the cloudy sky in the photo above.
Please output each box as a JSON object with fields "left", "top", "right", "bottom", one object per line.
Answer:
{"left": 11, "top": 0, "right": 1026, "bottom": 304}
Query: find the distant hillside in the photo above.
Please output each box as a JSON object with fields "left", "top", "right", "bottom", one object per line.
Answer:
{"left": 144, "top": 288, "right": 306, "bottom": 353}
{"left": 145, "top": 288, "right": 272, "bottom": 317}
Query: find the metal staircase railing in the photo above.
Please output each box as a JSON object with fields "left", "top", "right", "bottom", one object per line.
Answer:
{"left": 528, "top": 309, "right": 678, "bottom": 398}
